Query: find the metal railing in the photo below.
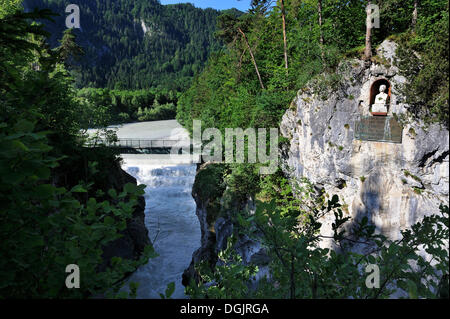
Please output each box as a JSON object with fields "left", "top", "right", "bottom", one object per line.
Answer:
{"left": 87, "top": 138, "right": 191, "bottom": 149}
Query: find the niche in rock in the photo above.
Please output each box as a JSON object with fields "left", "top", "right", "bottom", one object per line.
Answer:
{"left": 369, "top": 79, "right": 391, "bottom": 116}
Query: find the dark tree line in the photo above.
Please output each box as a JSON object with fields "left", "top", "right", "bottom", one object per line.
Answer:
{"left": 24, "top": 0, "right": 229, "bottom": 91}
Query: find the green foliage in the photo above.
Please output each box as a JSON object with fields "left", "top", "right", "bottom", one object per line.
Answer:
{"left": 186, "top": 235, "right": 258, "bottom": 299}
{"left": 178, "top": 0, "right": 448, "bottom": 133}
{"left": 396, "top": 1, "right": 449, "bottom": 127}
{"left": 137, "top": 103, "right": 176, "bottom": 122}
{"left": 159, "top": 282, "right": 175, "bottom": 299}
{"left": 404, "top": 170, "right": 422, "bottom": 182}
{"left": 77, "top": 87, "right": 178, "bottom": 126}
{"left": 224, "top": 164, "right": 261, "bottom": 205}
{"left": 192, "top": 164, "right": 226, "bottom": 204}
{"left": 55, "top": 29, "right": 84, "bottom": 65}
{"left": 0, "top": 0, "right": 22, "bottom": 18}
{"left": 25, "top": 0, "right": 224, "bottom": 90}
{"left": 0, "top": 118, "right": 153, "bottom": 298}
{"left": 188, "top": 174, "right": 449, "bottom": 299}
{"left": 0, "top": 9, "right": 154, "bottom": 298}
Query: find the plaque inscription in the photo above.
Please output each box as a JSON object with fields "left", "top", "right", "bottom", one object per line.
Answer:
{"left": 354, "top": 116, "right": 402, "bottom": 144}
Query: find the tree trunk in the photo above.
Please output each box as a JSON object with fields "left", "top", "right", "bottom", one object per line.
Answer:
{"left": 281, "top": 0, "right": 289, "bottom": 72}
{"left": 237, "top": 47, "right": 247, "bottom": 82}
{"left": 238, "top": 27, "right": 265, "bottom": 90}
{"left": 290, "top": 253, "right": 295, "bottom": 299}
{"left": 364, "top": 1, "right": 372, "bottom": 60}
{"left": 318, "top": 0, "right": 325, "bottom": 62}
{"left": 412, "top": 0, "right": 418, "bottom": 32}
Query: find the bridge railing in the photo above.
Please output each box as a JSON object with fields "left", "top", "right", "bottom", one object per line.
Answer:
{"left": 86, "top": 138, "right": 191, "bottom": 149}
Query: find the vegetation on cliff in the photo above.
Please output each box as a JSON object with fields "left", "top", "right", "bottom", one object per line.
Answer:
{"left": 187, "top": 166, "right": 449, "bottom": 299}
{"left": 177, "top": 0, "right": 449, "bottom": 134}
{"left": 180, "top": 0, "right": 449, "bottom": 299}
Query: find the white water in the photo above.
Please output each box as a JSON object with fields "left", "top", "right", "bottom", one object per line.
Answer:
{"left": 383, "top": 117, "right": 392, "bottom": 140}
{"left": 121, "top": 163, "right": 200, "bottom": 298}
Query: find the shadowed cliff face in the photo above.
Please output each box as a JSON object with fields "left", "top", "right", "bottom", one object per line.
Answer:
{"left": 182, "top": 163, "right": 270, "bottom": 288}
{"left": 100, "top": 162, "right": 150, "bottom": 271}
{"left": 280, "top": 40, "right": 449, "bottom": 252}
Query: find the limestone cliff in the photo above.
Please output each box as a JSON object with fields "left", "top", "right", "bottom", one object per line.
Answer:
{"left": 182, "top": 163, "right": 269, "bottom": 287}
{"left": 280, "top": 40, "right": 449, "bottom": 250}
{"left": 183, "top": 40, "right": 448, "bottom": 290}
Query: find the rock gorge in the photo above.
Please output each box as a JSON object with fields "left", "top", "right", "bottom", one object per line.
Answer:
{"left": 183, "top": 40, "right": 449, "bottom": 285}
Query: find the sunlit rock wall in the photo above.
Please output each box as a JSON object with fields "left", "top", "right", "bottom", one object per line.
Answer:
{"left": 280, "top": 40, "right": 449, "bottom": 251}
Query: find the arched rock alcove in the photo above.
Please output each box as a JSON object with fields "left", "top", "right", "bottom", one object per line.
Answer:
{"left": 369, "top": 79, "right": 391, "bottom": 116}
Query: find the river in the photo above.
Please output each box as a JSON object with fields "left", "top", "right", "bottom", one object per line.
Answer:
{"left": 109, "top": 120, "right": 200, "bottom": 299}
{"left": 122, "top": 163, "right": 199, "bottom": 298}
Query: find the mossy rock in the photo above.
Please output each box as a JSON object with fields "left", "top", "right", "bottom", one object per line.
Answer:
{"left": 192, "top": 164, "right": 226, "bottom": 204}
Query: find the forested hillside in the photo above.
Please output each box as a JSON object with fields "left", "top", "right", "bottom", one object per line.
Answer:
{"left": 23, "top": 0, "right": 226, "bottom": 90}
{"left": 177, "top": 0, "right": 449, "bottom": 133}
{"left": 1, "top": 0, "right": 448, "bottom": 301}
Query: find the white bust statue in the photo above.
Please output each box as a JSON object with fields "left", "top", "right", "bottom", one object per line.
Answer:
{"left": 372, "top": 84, "right": 388, "bottom": 114}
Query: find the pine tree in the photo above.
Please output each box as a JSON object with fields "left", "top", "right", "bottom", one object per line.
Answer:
{"left": 364, "top": 1, "right": 373, "bottom": 60}
{"left": 55, "top": 29, "right": 84, "bottom": 65}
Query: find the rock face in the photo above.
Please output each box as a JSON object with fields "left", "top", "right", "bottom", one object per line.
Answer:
{"left": 183, "top": 40, "right": 448, "bottom": 292}
{"left": 182, "top": 191, "right": 218, "bottom": 286}
{"left": 100, "top": 162, "right": 150, "bottom": 270}
{"left": 182, "top": 163, "right": 269, "bottom": 287}
{"left": 280, "top": 40, "right": 449, "bottom": 250}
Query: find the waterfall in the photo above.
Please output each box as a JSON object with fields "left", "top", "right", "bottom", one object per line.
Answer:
{"left": 120, "top": 163, "right": 200, "bottom": 298}
{"left": 383, "top": 117, "right": 392, "bottom": 141}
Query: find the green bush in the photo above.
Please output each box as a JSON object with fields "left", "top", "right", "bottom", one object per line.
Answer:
{"left": 0, "top": 10, "right": 154, "bottom": 298}
{"left": 0, "top": 119, "right": 153, "bottom": 298}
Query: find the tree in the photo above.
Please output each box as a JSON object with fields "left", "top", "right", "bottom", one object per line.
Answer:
{"left": 318, "top": 0, "right": 325, "bottom": 62}
{"left": 412, "top": 0, "right": 419, "bottom": 31}
{"left": 364, "top": 0, "right": 373, "bottom": 60}
{"left": 217, "top": 13, "right": 265, "bottom": 90}
{"left": 249, "top": 0, "right": 273, "bottom": 15}
{"left": 55, "top": 28, "right": 84, "bottom": 65}
{"left": 280, "top": 0, "right": 289, "bottom": 72}
{"left": 396, "top": 0, "right": 449, "bottom": 127}
{"left": 238, "top": 26, "right": 266, "bottom": 89}
{"left": 0, "top": 9, "right": 155, "bottom": 298}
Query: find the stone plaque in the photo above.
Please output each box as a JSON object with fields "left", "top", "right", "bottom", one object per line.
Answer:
{"left": 354, "top": 116, "right": 402, "bottom": 143}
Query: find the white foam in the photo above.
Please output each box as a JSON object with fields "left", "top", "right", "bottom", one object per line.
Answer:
{"left": 121, "top": 163, "right": 200, "bottom": 299}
